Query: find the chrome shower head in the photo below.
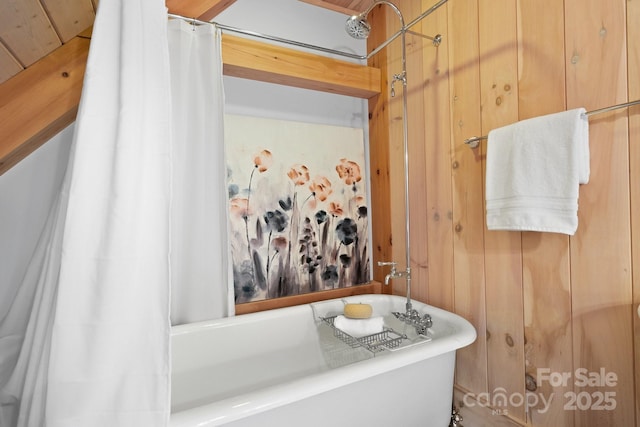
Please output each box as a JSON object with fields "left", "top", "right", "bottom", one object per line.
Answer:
{"left": 345, "top": 14, "right": 371, "bottom": 39}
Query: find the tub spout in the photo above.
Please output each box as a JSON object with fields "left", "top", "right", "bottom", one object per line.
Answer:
{"left": 378, "top": 261, "right": 429, "bottom": 334}
{"left": 378, "top": 261, "right": 409, "bottom": 286}
{"left": 378, "top": 261, "right": 397, "bottom": 285}
{"left": 385, "top": 269, "right": 407, "bottom": 285}
{"left": 378, "top": 260, "right": 413, "bottom": 312}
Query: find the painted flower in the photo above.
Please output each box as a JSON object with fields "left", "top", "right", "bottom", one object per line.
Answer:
{"left": 279, "top": 196, "right": 293, "bottom": 211}
{"left": 287, "top": 164, "right": 310, "bottom": 186}
{"left": 264, "top": 210, "right": 289, "bottom": 233}
{"left": 253, "top": 149, "right": 273, "bottom": 172}
{"left": 328, "top": 201, "right": 343, "bottom": 217}
{"left": 339, "top": 254, "right": 352, "bottom": 267}
{"left": 229, "top": 198, "right": 250, "bottom": 218}
{"left": 336, "top": 158, "right": 362, "bottom": 185}
{"left": 336, "top": 218, "right": 357, "bottom": 245}
{"left": 309, "top": 176, "right": 333, "bottom": 202}
{"left": 315, "top": 210, "right": 328, "bottom": 224}
{"left": 228, "top": 183, "right": 239, "bottom": 198}
{"left": 321, "top": 265, "right": 339, "bottom": 284}
{"left": 271, "top": 236, "right": 288, "bottom": 252}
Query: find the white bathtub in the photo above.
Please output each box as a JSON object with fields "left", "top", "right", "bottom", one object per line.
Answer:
{"left": 170, "top": 294, "right": 476, "bottom": 427}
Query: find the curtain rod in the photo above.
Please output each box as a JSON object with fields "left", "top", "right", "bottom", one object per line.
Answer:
{"left": 167, "top": 14, "right": 367, "bottom": 61}
{"left": 167, "top": 0, "right": 449, "bottom": 62}
{"left": 464, "top": 99, "right": 640, "bottom": 148}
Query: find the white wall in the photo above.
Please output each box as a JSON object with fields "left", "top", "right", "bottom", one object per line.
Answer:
{"left": 0, "top": 125, "right": 73, "bottom": 318}
{"left": 216, "top": 0, "right": 368, "bottom": 128}
{"left": 0, "top": 0, "right": 370, "bottom": 310}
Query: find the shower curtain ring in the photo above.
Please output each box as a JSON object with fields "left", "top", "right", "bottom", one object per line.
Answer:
{"left": 191, "top": 17, "right": 196, "bottom": 31}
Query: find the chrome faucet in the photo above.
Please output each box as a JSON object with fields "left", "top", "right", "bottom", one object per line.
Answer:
{"left": 392, "top": 308, "right": 432, "bottom": 336}
{"left": 378, "top": 260, "right": 411, "bottom": 304}
{"left": 378, "top": 261, "right": 406, "bottom": 285}
{"left": 378, "top": 260, "right": 432, "bottom": 336}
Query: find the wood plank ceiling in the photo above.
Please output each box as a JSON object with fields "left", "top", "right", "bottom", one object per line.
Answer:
{"left": 0, "top": 0, "right": 96, "bottom": 84}
{"left": 0, "top": 0, "right": 370, "bottom": 85}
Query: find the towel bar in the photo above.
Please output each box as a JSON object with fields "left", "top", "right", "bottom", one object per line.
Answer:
{"left": 464, "top": 99, "right": 640, "bottom": 149}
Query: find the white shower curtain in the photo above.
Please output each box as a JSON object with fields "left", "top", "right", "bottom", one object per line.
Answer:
{"left": 168, "top": 20, "right": 233, "bottom": 324}
{"left": 0, "top": 1, "right": 230, "bottom": 426}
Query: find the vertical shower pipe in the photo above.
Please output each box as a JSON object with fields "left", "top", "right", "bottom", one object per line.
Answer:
{"left": 358, "top": 0, "right": 449, "bottom": 311}
{"left": 394, "top": 0, "right": 450, "bottom": 310}
{"left": 396, "top": 4, "right": 412, "bottom": 311}
{"left": 352, "top": 1, "right": 412, "bottom": 310}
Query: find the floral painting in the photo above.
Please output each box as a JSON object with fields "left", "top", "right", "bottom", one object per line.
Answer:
{"left": 225, "top": 114, "right": 370, "bottom": 303}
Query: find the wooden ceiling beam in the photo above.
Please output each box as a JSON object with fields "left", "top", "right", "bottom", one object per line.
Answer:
{"left": 165, "top": 0, "right": 236, "bottom": 21}
{"left": 0, "top": 35, "right": 90, "bottom": 175}
{"left": 298, "top": 0, "right": 370, "bottom": 16}
{"left": 0, "top": 1, "right": 380, "bottom": 175}
{"left": 222, "top": 34, "right": 380, "bottom": 99}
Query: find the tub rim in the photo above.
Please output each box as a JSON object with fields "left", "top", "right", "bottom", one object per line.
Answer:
{"left": 170, "top": 294, "right": 476, "bottom": 426}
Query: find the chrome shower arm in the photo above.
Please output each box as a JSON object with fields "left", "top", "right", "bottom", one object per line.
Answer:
{"left": 364, "top": 1, "right": 406, "bottom": 28}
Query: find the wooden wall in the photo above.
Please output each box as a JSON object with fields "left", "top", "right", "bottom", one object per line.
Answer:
{"left": 369, "top": 0, "right": 639, "bottom": 425}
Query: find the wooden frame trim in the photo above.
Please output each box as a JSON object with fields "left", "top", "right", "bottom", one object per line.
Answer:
{"left": 235, "top": 281, "right": 383, "bottom": 315}
{"left": 221, "top": 34, "right": 380, "bottom": 99}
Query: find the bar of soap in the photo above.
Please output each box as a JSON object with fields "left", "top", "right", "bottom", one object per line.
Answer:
{"left": 343, "top": 303, "right": 373, "bottom": 319}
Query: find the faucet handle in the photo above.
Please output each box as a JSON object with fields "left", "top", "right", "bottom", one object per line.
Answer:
{"left": 377, "top": 261, "right": 397, "bottom": 268}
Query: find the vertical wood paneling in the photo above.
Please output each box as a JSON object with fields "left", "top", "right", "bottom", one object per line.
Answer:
{"left": 517, "top": 1, "right": 574, "bottom": 425}
{"left": 516, "top": 0, "right": 565, "bottom": 121}
{"left": 377, "top": 4, "right": 411, "bottom": 296}
{"left": 366, "top": 6, "right": 394, "bottom": 288}
{"left": 419, "top": 0, "right": 454, "bottom": 311}
{"left": 372, "top": 1, "right": 637, "bottom": 425}
{"left": 404, "top": 1, "right": 429, "bottom": 304}
{"left": 478, "top": 0, "right": 525, "bottom": 421}
{"left": 627, "top": 0, "right": 640, "bottom": 424}
{"left": 565, "top": 0, "right": 634, "bottom": 426}
{"left": 448, "top": 0, "right": 488, "bottom": 396}
{"left": 0, "top": 0, "right": 61, "bottom": 67}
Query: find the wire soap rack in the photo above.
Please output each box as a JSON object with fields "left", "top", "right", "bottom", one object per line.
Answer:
{"left": 320, "top": 315, "right": 407, "bottom": 353}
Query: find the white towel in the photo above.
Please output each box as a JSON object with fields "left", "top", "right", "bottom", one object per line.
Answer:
{"left": 485, "top": 108, "right": 590, "bottom": 235}
{"left": 333, "top": 315, "right": 384, "bottom": 338}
